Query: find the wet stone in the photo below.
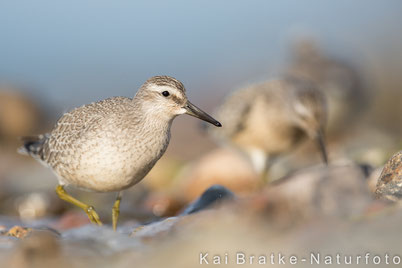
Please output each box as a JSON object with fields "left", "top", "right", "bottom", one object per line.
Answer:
{"left": 376, "top": 151, "right": 402, "bottom": 201}
{"left": 61, "top": 225, "right": 142, "bottom": 256}
{"left": 252, "top": 163, "right": 373, "bottom": 226}
{"left": 180, "top": 184, "right": 235, "bottom": 215}
{"left": 131, "top": 217, "right": 179, "bottom": 240}
{"left": 5, "top": 230, "right": 66, "bottom": 268}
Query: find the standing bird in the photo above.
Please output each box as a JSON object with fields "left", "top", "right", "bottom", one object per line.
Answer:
{"left": 208, "top": 76, "right": 327, "bottom": 179}
{"left": 19, "top": 76, "right": 221, "bottom": 230}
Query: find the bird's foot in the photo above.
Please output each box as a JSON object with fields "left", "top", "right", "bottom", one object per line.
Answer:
{"left": 55, "top": 185, "right": 103, "bottom": 226}
{"left": 85, "top": 206, "right": 102, "bottom": 226}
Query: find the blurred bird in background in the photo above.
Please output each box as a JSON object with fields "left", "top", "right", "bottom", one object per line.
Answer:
{"left": 208, "top": 76, "right": 328, "bottom": 181}
{"left": 285, "top": 39, "right": 369, "bottom": 135}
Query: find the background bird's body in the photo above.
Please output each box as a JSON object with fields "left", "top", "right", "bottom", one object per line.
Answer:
{"left": 210, "top": 77, "right": 327, "bottom": 174}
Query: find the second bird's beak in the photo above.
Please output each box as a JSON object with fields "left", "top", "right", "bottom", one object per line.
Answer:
{"left": 184, "top": 101, "right": 222, "bottom": 127}
{"left": 316, "top": 129, "right": 328, "bottom": 165}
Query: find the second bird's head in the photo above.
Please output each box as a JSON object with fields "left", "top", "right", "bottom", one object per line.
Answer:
{"left": 135, "top": 76, "right": 221, "bottom": 127}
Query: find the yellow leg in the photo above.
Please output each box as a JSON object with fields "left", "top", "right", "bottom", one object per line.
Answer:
{"left": 55, "top": 185, "right": 102, "bottom": 226}
{"left": 112, "top": 192, "right": 122, "bottom": 231}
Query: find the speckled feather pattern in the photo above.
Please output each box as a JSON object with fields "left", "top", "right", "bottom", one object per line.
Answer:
{"left": 38, "top": 96, "right": 171, "bottom": 192}
{"left": 141, "top": 75, "right": 186, "bottom": 93}
{"left": 20, "top": 75, "right": 193, "bottom": 192}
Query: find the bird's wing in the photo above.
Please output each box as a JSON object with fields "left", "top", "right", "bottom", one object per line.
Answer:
{"left": 42, "top": 97, "right": 131, "bottom": 167}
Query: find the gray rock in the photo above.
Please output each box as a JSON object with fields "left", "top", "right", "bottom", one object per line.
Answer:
{"left": 180, "top": 184, "right": 235, "bottom": 215}
{"left": 62, "top": 225, "right": 142, "bottom": 256}
{"left": 3, "top": 230, "right": 65, "bottom": 268}
{"left": 376, "top": 151, "right": 402, "bottom": 201}
{"left": 131, "top": 217, "right": 179, "bottom": 239}
{"left": 264, "top": 163, "right": 373, "bottom": 223}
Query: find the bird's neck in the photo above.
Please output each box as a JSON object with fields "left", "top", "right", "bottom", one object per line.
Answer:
{"left": 130, "top": 97, "right": 174, "bottom": 137}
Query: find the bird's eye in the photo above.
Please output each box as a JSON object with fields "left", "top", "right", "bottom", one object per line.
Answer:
{"left": 162, "top": 91, "right": 170, "bottom": 97}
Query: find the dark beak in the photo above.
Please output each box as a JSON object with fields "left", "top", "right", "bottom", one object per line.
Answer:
{"left": 184, "top": 101, "right": 222, "bottom": 127}
{"left": 316, "top": 129, "right": 328, "bottom": 165}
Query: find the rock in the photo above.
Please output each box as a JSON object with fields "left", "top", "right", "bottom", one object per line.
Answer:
{"left": 132, "top": 186, "right": 235, "bottom": 240}
{"left": 176, "top": 148, "right": 261, "bottom": 202}
{"left": 51, "top": 211, "right": 92, "bottom": 230}
{"left": 62, "top": 225, "right": 142, "bottom": 255}
{"left": 5, "top": 230, "right": 65, "bottom": 268}
{"left": 180, "top": 184, "right": 235, "bottom": 215}
{"left": 131, "top": 217, "right": 179, "bottom": 240}
{"left": 375, "top": 151, "right": 402, "bottom": 201}
{"left": 249, "top": 163, "right": 373, "bottom": 225}
{"left": 131, "top": 204, "right": 402, "bottom": 268}
{"left": 6, "top": 226, "right": 32, "bottom": 239}
{"left": 313, "top": 164, "right": 373, "bottom": 218}
{"left": 0, "top": 235, "right": 18, "bottom": 251}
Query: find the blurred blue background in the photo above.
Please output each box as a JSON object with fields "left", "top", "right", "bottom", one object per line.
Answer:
{"left": 1, "top": 0, "right": 401, "bottom": 107}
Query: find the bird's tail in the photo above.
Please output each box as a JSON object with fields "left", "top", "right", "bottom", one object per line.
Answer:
{"left": 18, "top": 134, "right": 48, "bottom": 159}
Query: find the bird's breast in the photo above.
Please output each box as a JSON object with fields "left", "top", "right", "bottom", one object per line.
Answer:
{"left": 67, "top": 123, "right": 171, "bottom": 192}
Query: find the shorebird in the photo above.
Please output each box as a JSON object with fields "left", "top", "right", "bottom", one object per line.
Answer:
{"left": 286, "top": 39, "right": 367, "bottom": 134}
{"left": 19, "top": 76, "right": 221, "bottom": 230}
{"left": 208, "top": 76, "right": 328, "bottom": 180}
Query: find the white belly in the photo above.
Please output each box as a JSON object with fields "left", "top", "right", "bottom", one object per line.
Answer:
{"left": 58, "top": 131, "right": 169, "bottom": 192}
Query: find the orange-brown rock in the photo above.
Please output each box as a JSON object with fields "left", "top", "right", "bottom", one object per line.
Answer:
{"left": 6, "top": 226, "right": 32, "bottom": 239}
{"left": 375, "top": 151, "right": 402, "bottom": 201}
{"left": 177, "top": 148, "right": 261, "bottom": 202}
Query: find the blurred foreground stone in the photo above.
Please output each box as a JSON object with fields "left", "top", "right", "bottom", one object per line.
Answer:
{"left": 177, "top": 148, "right": 261, "bottom": 202}
{"left": 143, "top": 148, "right": 260, "bottom": 217}
{"left": 375, "top": 151, "right": 402, "bottom": 201}
{"left": 0, "top": 163, "right": 401, "bottom": 268}
{"left": 180, "top": 184, "right": 234, "bottom": 215}
{"left": 6, "top": 230, "right": 66, "bottom": 268}
{"left": 243, "top": 163, "right": 373, "bottom": 227}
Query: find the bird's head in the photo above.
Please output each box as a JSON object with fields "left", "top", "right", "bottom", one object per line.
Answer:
{"left": 289, "top": 78, "right": 328, "bottom": 164}
{"left": 136, "top": 76, "right": 221, "bottom": 127}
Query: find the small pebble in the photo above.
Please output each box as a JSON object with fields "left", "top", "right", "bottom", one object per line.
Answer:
{"left": 6, "top": 226, "right": 32, "bottom": 239}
